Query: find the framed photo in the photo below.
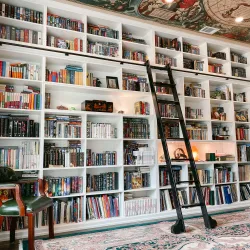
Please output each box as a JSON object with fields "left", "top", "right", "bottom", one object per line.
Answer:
{"left": 106, "top": 76, "right": 119, "bottom": 89}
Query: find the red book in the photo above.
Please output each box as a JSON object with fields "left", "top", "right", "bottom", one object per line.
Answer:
{"left": 24, "top": 30, "right": 29, "bottom": 43}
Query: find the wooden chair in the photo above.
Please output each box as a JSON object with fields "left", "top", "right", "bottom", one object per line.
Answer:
{"left": 0, "top": 178, "right": 54, "bottom": 250}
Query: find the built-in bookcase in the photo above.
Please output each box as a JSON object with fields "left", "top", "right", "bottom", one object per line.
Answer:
{"left": 1, "top": 0, "right": 250, "bottom": 240}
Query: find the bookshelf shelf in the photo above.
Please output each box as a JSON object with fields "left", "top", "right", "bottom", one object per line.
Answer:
{"left": 215, "top": 182, "right": 237, "bottom": 185}
{"left": 0, "top": 16, "right": 43, "bottom": 32}
{"left": 52, "top": 193, "right": 84, "bottom": 199}
{"left": 1, "top": 0, "right": 250, "bottom": 239}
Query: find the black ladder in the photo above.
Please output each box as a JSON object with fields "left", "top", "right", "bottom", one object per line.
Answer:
{"left": 145, "top": 60, "right": 217, "bottom": 234}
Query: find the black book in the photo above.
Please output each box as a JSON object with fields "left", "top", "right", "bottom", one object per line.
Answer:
{"left": 34, "top": 122, "right": 39, "bottom": 137}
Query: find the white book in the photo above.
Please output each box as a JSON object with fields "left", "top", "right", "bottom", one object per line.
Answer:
{"left": 60, "top": 202, "right": 65, "bottom": 224}
{"left": 1, "top": 4, "right": 5, "bottom": 16}
{"left": 29, "top": 30, "right": 33, "bottom": 44}
{"left": 164, "top": 190, "right": 172, "bottom": 210}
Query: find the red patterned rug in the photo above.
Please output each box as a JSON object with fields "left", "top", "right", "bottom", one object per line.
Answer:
{"left": 35, "top": 209, "right": 250, "bottom": 250}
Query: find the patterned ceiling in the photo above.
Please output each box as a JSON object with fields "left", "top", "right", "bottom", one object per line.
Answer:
{"left": 67, "top": 0, "right": 250, "bottom": 43}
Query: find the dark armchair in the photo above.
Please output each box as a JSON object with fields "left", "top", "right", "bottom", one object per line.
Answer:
{"left": 0, "top": 168, "right": 54, "bottom": 250}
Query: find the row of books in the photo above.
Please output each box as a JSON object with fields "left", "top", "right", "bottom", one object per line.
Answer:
{"left": 0, "top": 24, "right": 42, "bottom": 45}
{"left": 214, "top": 166, "right": 235, "bottom": 184}
{"left": 122, "top": 73, "right": 148, "bottom": 92}
{"left": 158, "top": 103, "right": 178, "bottom": 118}
{"left": 0, "top": 114, "right": 39, "bottom": 137}
{"left": 20, "top": 182, "right": 39, "bottom": 197}
{"left": 0, "top": 91, "right": 41, "bottom": 110}
{"left": 183, "top": 42, "right": 200, "bottom": 55}
{"left": 123, "top": 118, "right": 150, "bottom": 139}
{"left": 189, "top": 169, "right": 212, "bottom": 184}
{"left": 122, "top": 33, "right": 146, "bottom": 45}
{"left": 134, "top": 101, "right": 150, "bottom": 115}
{"left": 44, "top": 142, "right": 84, "bottom": 168}
{"left": 185, "top": 107, "right": 203, "bottom": 119}
{"left": 124, "top": 194, "right": 157, "bottom": 217}
{"left": 186, "top": 123, "right": 208, "bottom": 140}
{"left": 237, "top": 145, "right": 250, "bottom": 162}
{"left": 47, "top": 13, "right": 84, "bottom": 32}
{"left": 44, "top": 115, "right": 82, "bottom": 138}
{"left": 162, "top": 122, "right": 179, "bottom": 138}
{"left": 155, "top": 53, "right": 177, "bottom": 67}
{"left": 160, "top": 189, "right": 188, "bottom": 211}
{"left": 123, "top": 50, "right": 146, "bottom": 62}
{"left": 239, "top": 165, "right": 250, "bottom": 181}
{"left": 86, "top": 72, "right": 101, "bottom": 87}
{"left": 87, "top": 41, "right": 119, "bottom": 57}
{"left": 86, "top": 149, "right": 117, "bottom": 166}
{"left": 208, "top": 64, "right": 223, "bottom": 74}
{"left": 207, "top": 50, "right": 226, "bottom": 60}
{"left": 231, "top": 52, "right": 247, "bottom": 64}
{"left": 159, "top": 166, "right": 181, "bottom": 187}
{"left": 86, "top": 121, "right": 117, "bottom": 139}
{"left": 124, "top": 142, "right": 154, "bottom": 165}
{"left": 0, "top": 61, "right": 40, "bottom": 80}
{"left": 215, "top": 184, "right": 237, "bottom": 205}
{"left": 190, "top": 187, "right": 215, "bottom": 205}
{"left": 0, "top": 3, "right": 43, "bottom": 24}
{"left": 88, "top": 24, "right": 119, "bottom": 39}
{"left": 155, "top": 84, "right": 172, "bottom": 95}
{"left": 184, "top": 83, "right": 205, "bottom": 98}
{"left": 124, "top": 167, "right": 150, "bottom": 190}
{"left": 236, "top": 126, "right": 249, "bottom": 141}
{"left": 47, "top": 36, "right": 83, "bottom": 52}
{"left": 52, "top": 197, "right": 84, "bottom": 224}
{"left": 45, "top": 65, "right": 83, "bottom": 85}
{"left": 0, "top": 141, "right": 40, "bottom": 170}
{"left": 86, "top": 172, "right": 119, "bottom": 192}
{"left": 240, "top": 184, "right": 250, "bottom": 201}
{"left": 44, "top": 176, "right": 83, "bottom": 197}
{"left": 86, "top": 195, "right": 119, "bottom": 220}
{"left": 155, "top": 36, "right": 181, "bottom": 51}
{"left": 232, "top": 67, "right": 246, "bottom": 78}
{"left": 183, "top": 59, "right": 204, "bottom": 71}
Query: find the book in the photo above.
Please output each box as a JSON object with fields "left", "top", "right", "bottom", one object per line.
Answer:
{"left": 134, "top": 101, "right": 150, "bottom": 115}
{"left": 122, "top": 73, "right": 149, "bottom": 92}
{"left": 123, "top": 118, "right": 150, "bottom": 139}
{"left": 86, "top": 121, "right": 117, "bottom": 139}
{"left": 186, "top": 123, "right": 208, "bottom": 140}
{"left": 88, "top": 24, "right": 119, "bottom": 39}
{"left": 155, "top": 53, "right": 177, "bottom": 66}
{"left": 123, "top": 50, "right": 146, "bottom": 62}
{"left": 86, "top": 149, "right": 117, "bottom": 166}
{"left": 216, "top": 184, "right": 237, "bottom": 205}
{"left": 155, "top": 36, "right": 181, "bottom": 51}
{"left": 87, "top": 41, "right": 119, "bottom": 57}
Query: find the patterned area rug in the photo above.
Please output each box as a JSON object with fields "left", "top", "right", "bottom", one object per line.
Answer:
{"left": 35, "top": 210, "right": 250, "bottom": 250}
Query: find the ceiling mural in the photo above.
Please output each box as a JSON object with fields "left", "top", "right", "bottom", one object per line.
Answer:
{"left": 67, "top": 0, "right": 250, "bottom": 43}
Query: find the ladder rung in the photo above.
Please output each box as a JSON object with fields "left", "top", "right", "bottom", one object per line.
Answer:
{"left": 176, "top": 181, "right": 195, "bottom": 184}
{"left": 154, "top": 82, "right": 175, "bottom": 88}
{"left": 161, "top": 118, "right": 180, "bottom": 122}
{"left": 182, "top": 203, "right": 203, "bottom": 208}
{"left": 157, "top": 100, "right": 179, "bottom": 105}
{"left": 166, "top": 137, "right": 184, "bottom": 141}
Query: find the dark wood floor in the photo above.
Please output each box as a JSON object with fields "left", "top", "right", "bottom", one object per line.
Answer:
{"left": 0, "top": 241, "right": 20, "bottom": 250}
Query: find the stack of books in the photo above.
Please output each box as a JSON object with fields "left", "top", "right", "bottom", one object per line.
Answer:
{"left": 86, "top": 172, "right": 119, "bottom": 192}
{"left": 190, "top": 187, "right": 214, "bottom": 205}
{"left": 1, "top": 3, "right": 43, "bottom": 24}
{"left": 123, "top": 118, "right": 150, "bottom": 139}
{"left": 183, "top": 59, "right": 204, "bottom": 71}
{"left": 0, "top": 24, "right": 42, "bottom": 45}
{"left": 0, "top": 61, "right": 40, "bottom": 80}
{"left": 185, "top": 107, "right": 203, "bottom": 119}
{"left": 44, "top": 115, "right": 82, "bottom": 138}
{"left": 124, "top": 167, "right": 150, "bottom": 190}
{"left": 0, "top": 114, "right": 39, "bottom": 137}
{"left": 88, "top": 24, "right": 119, "bottom": 39}
{"left": 214, "top": 166, "right": 235, "bottom": 183}
{"left": 236, "top": 126, "right": 249, "bottom": 140}
{"left": 183, "top": 42, "right": 200, "bottom": 54}
{"left": 0, "top": 84, "right": 41, "bottom": 110}
{"left": 86, "top": 149, "right": 117, "bottom": 166}
{"left": 208, "top": 63, "right": 223, "bottom": 74}
{"left": 87, "top": 121, "right": 117, "bottom": 139}
{"left": 159, "top": 165, "right": 182, "bottom": 186}
{"left": 45, "top": 65, "right": 83, "bottom": 85}
{"left": 158, "top": 103, "right": 178, "bottom": 118}
{"left": 124, "top": 193, "right": 157, "bottom": 216}
{"left": 0, "top": 141, "right": 40, "bottom": 170}
{"left": 162, "top": 122, "right": 179, "bottom": 139}
{"left": 155, "top": 53, "right": 177, "bottom": 66}
{"left": 47, "top": 14, "right": 84, "bottom": 32}
{"left": 155, "top": 36, "right": 181, "bottom": 51}
{"left": 122, "top": 73, "right": 148, "bottom": 92}
{"left": 123, "top": 50, "right": 146, "bottom": 62}
{"left": 87, "top": 41, "right": 119, "bottom": 57}
{"left": 47, "top": 36, "right": 83, "bottom": 52}
{"left": 134, "top": 101, "right": 150, "bottom": 115}
{"left": 44, "top": 142, "right": 84, "bottom": 168}
{"left": 189, "top": 169, "right": 212, "bottom": 184}
{"left": 185, "top": 83, "right": 205, "bottom": 98}
{"left": 86, "top": 195, "right": 119, "bottom": 220}
{"left": 44, "top": 176, "right": 83, "bottom": 197}
{"left": 186, "top": 123, "right": 208, "bottom": 140}
{"left": 215, "top": 184, "right": 237, "bottom": 204}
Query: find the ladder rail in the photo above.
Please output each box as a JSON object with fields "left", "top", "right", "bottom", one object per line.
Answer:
{"left": 146, "top": 60, "right": 185, "bottom": 233}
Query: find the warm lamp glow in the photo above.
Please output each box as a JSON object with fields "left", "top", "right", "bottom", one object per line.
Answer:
{"left": 235, "top": 17, "right": 244, "bottom": 23}
{"left": 192, "top": 146, "right": 199, "bottom": 161}
{"left": 163, "top": 0, "right": 174, "bottom": 3}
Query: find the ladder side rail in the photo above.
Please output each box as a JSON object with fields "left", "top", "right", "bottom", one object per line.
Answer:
{"left": 166, "top": 64, "right": 212, "bottom": 228}
{"left": 146, "top": 60, "right": 185, "bottom": 231}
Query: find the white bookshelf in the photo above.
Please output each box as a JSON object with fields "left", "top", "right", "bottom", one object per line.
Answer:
{"left": 1, "top": 0, "right": 250, "bottom": 240}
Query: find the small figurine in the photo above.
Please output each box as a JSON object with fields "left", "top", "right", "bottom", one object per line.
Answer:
{"left": 57, "top": 105, "right": 68, "bottom": 110}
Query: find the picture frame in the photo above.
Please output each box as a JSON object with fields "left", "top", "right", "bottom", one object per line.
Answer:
{"left": 106, "top": 76, "right": 119, "bottom": 89}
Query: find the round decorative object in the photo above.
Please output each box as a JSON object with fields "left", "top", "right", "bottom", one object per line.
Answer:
{"left": 203, "top": 0, "right": 250, "bottom": 27}
{"left": 174, "top": 148, "right": 187, "bottom": 159}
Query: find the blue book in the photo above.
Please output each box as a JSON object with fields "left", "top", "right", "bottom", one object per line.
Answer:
{"left": 2, "top": 61, "right": 6, "bottom": 77}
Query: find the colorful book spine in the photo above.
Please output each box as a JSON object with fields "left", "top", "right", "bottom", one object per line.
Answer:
{"left": 123, "top": 118, "right": 150, "bottom": 139}
{"left": 88, "top": 24, "right": 119, "bottom": 39}
{"left": 87, "top": 41, "right": 119, "bottom": 57}
{"left": 86, "top": 149, "right": 117, "bottom": 166}
{"left": 86, "top": 121, "right": 117, "bottom": 139}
